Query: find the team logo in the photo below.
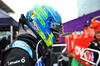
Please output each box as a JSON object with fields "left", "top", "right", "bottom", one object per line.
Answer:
{"left": 21, "top": 57, "right": 25, "bottom": 63}
{"left": 95, "top": 43, "right": 98, "bottom": 46}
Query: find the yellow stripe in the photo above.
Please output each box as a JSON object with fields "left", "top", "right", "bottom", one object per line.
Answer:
{"left": 38, "top": 6, "right": 48, "bottom": 19}
{"left": 50, "top": 33, "right": 53, "bottom": 38}
{"left": 47, "top": 7, "right": 57, "bottom": 22}
{"left": 37, "top": 13, "right": 45, "bottom": 26}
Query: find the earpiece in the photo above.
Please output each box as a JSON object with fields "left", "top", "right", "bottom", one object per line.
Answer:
{"left": 94, "top": 35, "right": 96, "bottom": 39}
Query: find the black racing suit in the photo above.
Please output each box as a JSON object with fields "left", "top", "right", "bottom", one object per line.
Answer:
{"left": 88, "top": 40, "right": 100, "bottom": 66}
{"left": 1, "top": 34, "right": 47, "bottom": 66}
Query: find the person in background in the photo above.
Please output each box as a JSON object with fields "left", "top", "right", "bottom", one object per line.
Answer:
{"left": 13, "top": 32, "right": 17, "bottom": 40}
{"left": 7, "top": 32, "right": 17, "bottom": 44}
{"left": 87, "top": 30, "right": 100, "bottom": 66}
{"left": 90, "top": 17, "right": 100, "bottom": 33}
{"left": 72, "top": 30, "right": 80, "bottom": 39}
{"left": 0, "top": 35, "right": 8, "bottom": 50}
{"left": 88, "top": 26, "right": 94, "bottom": 37}
{"left": 0, "top": 35, "right": 8, "bottom": 60}
{"left": 81, "top": 25, "right": 91, "bottom": 38}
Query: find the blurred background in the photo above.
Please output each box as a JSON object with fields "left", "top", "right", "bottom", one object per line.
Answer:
{"left": 0, "top": 0, "right": 100, "bottom": 66}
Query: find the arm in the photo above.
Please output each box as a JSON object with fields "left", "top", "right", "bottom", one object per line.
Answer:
{"left": 81, "top": 30, "right": 85, "bottom": 38}
{"left": 1, "top": 48, "right": 34, "bottom": 66}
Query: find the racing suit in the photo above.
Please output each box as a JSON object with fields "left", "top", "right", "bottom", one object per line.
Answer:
{"left": 1, "top": 34, "right": 47, "bottom": 66}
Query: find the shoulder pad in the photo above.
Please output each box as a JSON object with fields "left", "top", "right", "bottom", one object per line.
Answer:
{"left": 7, "top": 40, "right": 33, "bottom": 58}
{"left": 91, "top": 40, "right": 96, "bottom": 44}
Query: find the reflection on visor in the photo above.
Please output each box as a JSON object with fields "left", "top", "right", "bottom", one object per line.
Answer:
{"left": 50, "top": 22, "right": 62, "bottom": 33}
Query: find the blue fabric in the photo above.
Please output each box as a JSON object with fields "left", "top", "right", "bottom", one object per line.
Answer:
{"left": 35, "top": 56, "right": 45, "bottom": 66}
{"left": 35, "top": 17, "right": 49, "bottom": 40}
{"left": 11, "top": 40, "right": 33, "bottom": 58}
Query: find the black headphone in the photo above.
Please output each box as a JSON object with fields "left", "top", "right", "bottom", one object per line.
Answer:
{"left": 94, "top": 35, "right": 96, "bottom": 39}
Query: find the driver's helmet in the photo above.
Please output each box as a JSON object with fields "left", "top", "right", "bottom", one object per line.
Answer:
{"left": 26, "top": 5, "right": 62, "bottom": 47}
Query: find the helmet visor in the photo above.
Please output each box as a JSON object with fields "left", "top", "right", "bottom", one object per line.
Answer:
{"left": 50, "top": 22, "right": 62, "bottom": 33}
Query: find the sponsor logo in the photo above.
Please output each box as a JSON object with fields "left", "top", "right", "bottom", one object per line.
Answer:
{"left": 75, "top": 45, "right": 91, "bottom": 59}
{"left": 8, "top": 57, "right": 25, "bottom": 65}
{"left": 75, "top": 45, "right": 85, "bottom": 56}
{"left": 8, "top": 60, "right": 20, "bottom": 65}
{"left": 15, "top": 43, "right": 29, "bottom": 48}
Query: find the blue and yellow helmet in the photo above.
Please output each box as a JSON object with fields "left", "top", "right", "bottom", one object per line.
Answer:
{"left": 26, "top": 5, "right": 62, "bottom": 47}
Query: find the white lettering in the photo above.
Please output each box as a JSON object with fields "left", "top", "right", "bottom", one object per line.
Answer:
{"left": 75, "top": 46, "right": 80, "bottom": 55}
{"left": 71, "top": 41, "right": 74, "bottom": 49}
{"left": 75, "top": 45, "right": 91, "bottom": 59}
{"left": 15, "top": 43, "right": 29, "bottom": 48}
{"left": 75, "top": 45, "right": 85, "bottom": 56}
{"left": 8, "top": 60, "right": 20, "bottom": 65}
{"left": 7, "top": 57, "right": 26, "bottom": 65}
